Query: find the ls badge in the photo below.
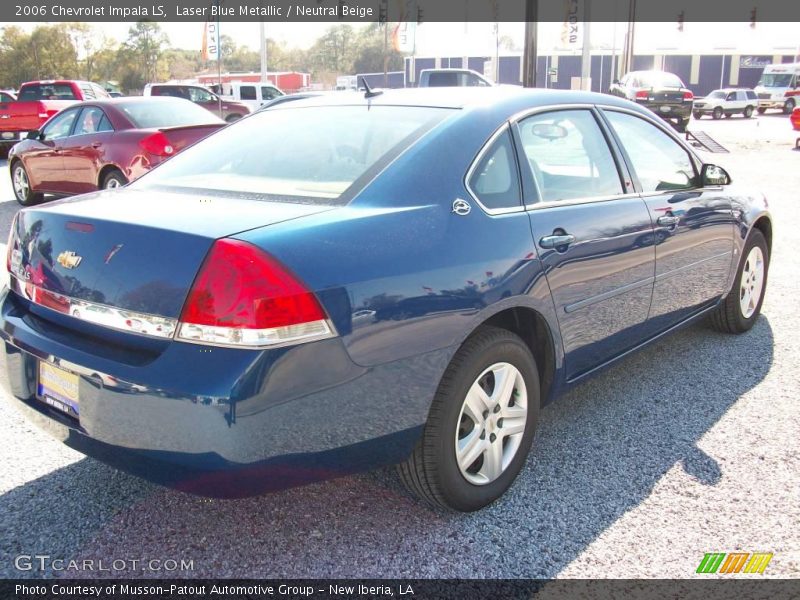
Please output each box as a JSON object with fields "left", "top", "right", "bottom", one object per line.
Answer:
{"left": 57, "top": 251, "right": 83, "bottom": 269}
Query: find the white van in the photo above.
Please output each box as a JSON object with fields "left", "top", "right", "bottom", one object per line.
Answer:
{"left": 221, "top": 82, "right": 285, "bottom": 112}
{"left": 754, "top": 62, "right": 800, "bottom": 114}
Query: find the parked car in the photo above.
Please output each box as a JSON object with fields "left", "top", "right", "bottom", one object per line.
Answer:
{"left": 0, "top": 88, "right": 771, "bottom": 511}
{"left": 754, "top": 61, "right": 800, "bottom": 114}
{"left": 0, "top": 90, "right": 16, "bottom": 103}
{"left": 220, "top": 81, "right": 285, "bottom": 112}
{"left": 692, "top": 88, "right": 758, "bottom": 119}
{"left": 0, "top": 80, "right": 110, "bottom": 152}
{"left": 608, "top": 70, "right": 694, "bottom": 131}
{"left": 418, "top": 68, "right": 494, "bottom": 87}
{"left": 9, "top": 97, "right": 224, "bottom": 205}
{"left": 143, "top": 83, "right": 251, "bottom": 122}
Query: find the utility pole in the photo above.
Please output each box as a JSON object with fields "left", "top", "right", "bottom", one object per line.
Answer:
{"left": 522, "top": 0, "right": 538, "bottom": 87}
{"left": 260, "top": 20, "right": 267, "bottom": 83}
{"left": 581, "top": 0, "right": 591, "bottom": 90}
{"left": 622, "top": 0, "right": 636, "bottom": 74}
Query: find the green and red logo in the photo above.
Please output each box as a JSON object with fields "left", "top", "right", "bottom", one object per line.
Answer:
{"left": 696, "top": 552, "right": 773, "bottom": 574}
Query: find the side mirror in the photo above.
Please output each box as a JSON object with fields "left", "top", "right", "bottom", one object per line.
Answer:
{"left": 26, "top": 130, "right": 40, "bottom": 140}
{"left": 701, "top": 164, "right": 731, "bottom": 186}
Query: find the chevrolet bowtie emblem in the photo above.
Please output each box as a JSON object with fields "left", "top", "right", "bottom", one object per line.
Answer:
{"left": 57, "top": 251, "right": 82, "bottom": 269}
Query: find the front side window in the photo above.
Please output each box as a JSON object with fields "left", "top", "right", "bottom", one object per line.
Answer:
{"left": 74, "top": 107, "right": 108, "bottom": 135}
{"left": 189, "top": 87, "right": 215, "bottom": 103}
{"left": 518, "top": 109, "right": 623, "bottom": 203}
{"left": 262, "top": 86, "right": 282, "bottom": 100}
{"left": 605, "top": 111, "right": 697, "bottom": 192}
{"left": 42, "top": 108, "right": 79, "bottom": 140}
{"left": 240, "top": 86, "right": 257, "bottom": 100}
{"left": 132, "top": 105, "right": 450, "bottom": 205}
{"left": 467, "top": 129, "right": 521, "bottom": 210}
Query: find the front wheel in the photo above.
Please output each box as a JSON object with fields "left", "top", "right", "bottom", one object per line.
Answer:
{"left": 784, "top": 98, "right": 796, "bottom": 115}
{"left": 710, "top": 229, "right": 769, "bottom": 334}
{"left": 11, "top": 161, "right": 43, "bottom": 206}
{"left": 398, "top": 326, "right": 540, "bottom": 512}
{"left": 713, "top": 106, "right": 723, "bottom": 120}
{"left": 693, "top": 111, "right": 702, "bottom": 120}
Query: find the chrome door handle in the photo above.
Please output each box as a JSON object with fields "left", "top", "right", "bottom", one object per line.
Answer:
{"left": 539, "top": 234, "right": 575, "bottom": 249}
{"left": 656, "top": 215, "right": 680, "bottom": 227}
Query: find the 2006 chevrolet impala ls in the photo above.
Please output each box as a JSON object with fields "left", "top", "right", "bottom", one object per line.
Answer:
{"left": 0, "top": 88, "right": 771, "bottom": 511}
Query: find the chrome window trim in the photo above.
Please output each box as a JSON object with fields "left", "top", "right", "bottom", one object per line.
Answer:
{"left": 463, "top": 122, "right": 526, "bottom": 216}
{"left": 524, "top": 191, "right": 642, "bottom": 211}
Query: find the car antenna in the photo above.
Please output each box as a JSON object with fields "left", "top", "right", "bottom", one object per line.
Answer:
{"left": 361, "top": 77, "right": 383, "bottom": 99}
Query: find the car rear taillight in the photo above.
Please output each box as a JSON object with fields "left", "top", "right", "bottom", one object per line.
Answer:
{"left": 683, "top": 91, "right": 694, "bottom": 100}
{"left": 139, "top": 132, "right": 175, "bottom": 157}
{"left": 634, "top": 90, "right": 649, "bottom": 99}
{"left": 176, "top": 239, "right": 334, "bottom": 348}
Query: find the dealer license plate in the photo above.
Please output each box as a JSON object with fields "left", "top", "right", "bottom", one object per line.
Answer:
{"left": 38, "top": 361, "right": 80, "bottom": 418}
{"left": 659, "top": 105, "right": 672, "bottom": 113}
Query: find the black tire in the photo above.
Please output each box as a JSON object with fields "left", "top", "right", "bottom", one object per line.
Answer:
{"left": 11, "top": 161, "right": 43, "bottom": 206}
{"left": 225, "top": 114, "right": 242, "bottom": 123}
{"left": 710, "top": 229, "right": 769, "bottom": 334}
{"left": 693, "top": 111, "right": 702, "bottom": 120}
{"left": 675, "top": 118, "right": 689, "bottom": 133}
{"left": 102, "top": 169, "right": 128, "bottom": 189}
{"left": 398, "top": 326, "right": 540, "bottom": 512}
{"left": 724, "top": 113, "right": 732, "bottom": 119}
{"left": 712, "top": 106, "right": 723, "bottom": 120}
{"left": 757, "top": 107, "right": 767, "bottom": 115}
{"left": 783, "top": 98, "right": 796, "bottom": 115}
{"left": 744, "top": 105, "right": 754, "bottom": 118}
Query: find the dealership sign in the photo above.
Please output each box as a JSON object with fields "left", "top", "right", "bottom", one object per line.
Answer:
{"left": 740, "top": 56, "right": 771, "bottom": 68}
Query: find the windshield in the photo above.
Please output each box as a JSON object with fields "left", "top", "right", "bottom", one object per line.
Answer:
{"left": 118, "top": 99, "right": 223, "bottom": 128}
{"left": 132, "top": 105, "right": 451, "bottom": 205}
{"left": 634, "top": 72, "right": 684, "bottom": 88}
{"left": 707, "top": 91, "right": 726, "bottom": 99}
{"left": 758, "top": 73, "right": 794, "bottom": 88}
{"left": 18, "top": 84, "right": 77, "bottom": 101}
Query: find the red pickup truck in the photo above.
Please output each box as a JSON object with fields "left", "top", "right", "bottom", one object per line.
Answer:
{"left": 0, "top": 80, "right": 110, "bottom": 152}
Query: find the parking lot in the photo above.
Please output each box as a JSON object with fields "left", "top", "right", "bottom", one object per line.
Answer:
{"left": 0, "top": 112, "right": 798, "bottom": 579}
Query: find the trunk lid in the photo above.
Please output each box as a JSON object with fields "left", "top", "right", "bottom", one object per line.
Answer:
{"left": 8, "top": 188, "right": 334, "bottom": 320}
{"left": 158, "top": 123, "right": 225, "bottom": 153}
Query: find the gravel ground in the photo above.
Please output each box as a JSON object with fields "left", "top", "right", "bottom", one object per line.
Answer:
{"left": 0, "top": 114, "right": 798, "bottom": 580}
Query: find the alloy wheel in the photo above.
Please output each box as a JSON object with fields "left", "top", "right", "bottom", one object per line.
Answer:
{"left": 13, "top": 165, "right": 29, "bottom": 200}
{"left": 739, "top": 246, "right": 765, "bottom": 319}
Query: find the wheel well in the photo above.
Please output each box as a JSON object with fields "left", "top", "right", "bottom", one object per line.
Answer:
{"left": 752, "top": 216, "right": 772, "bottom": 255}
{"left": 481, "top": 307, "right": 556, "bottom": 406}
{"left": 97, "top": 165, "right": 124, "bottom": 188}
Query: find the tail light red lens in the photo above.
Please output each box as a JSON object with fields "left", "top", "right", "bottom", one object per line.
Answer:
{"left": 177, "top": 239, "right": 334, "bottom": 348}
{"left": 139, "top": 132, "right": 175, "bottom": 157}
{"left": 683, "top": 91, "right": 694, "bottom": 100}
{"left": 635, "top": 90, "right": 649, "bottom": 99}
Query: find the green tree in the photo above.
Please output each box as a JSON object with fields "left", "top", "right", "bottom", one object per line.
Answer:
{"left": 122, "top": 21, "right": 169, "bottom": 89}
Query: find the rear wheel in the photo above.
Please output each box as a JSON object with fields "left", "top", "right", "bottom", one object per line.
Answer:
{"left": 398, "top": 326, "right": 540, "bottom": 512}
{"left": 784, "top": 98, "right": 796, "bottom": 115}
{"left": 693, "top": 111, "right": 702, "bottom": 119}
{"left": 102, "top": 169, "right": 128, "bottom": 189}
{"left": 744, "top": 105, "right": 754, "bottom": 118}
{"left": 11, "top": 161, "right": 43, "bottom": 206}
{"left": 675, "top": 118, "right": 689, "bottom": 133}
{"left": 710, "top": 229, "right": 769, "bottom": 334}
{"left": 713, "top": 106, "right": 723, "bottom": 120}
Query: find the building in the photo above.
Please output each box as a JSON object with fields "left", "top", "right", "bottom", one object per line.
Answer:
{"left": 194, "top": 71, "right": 311, "bottom": 93}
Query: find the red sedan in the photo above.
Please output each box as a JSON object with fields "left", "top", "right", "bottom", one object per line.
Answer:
{"left": 9, "top": 97, "right": 225, "bottom": 205}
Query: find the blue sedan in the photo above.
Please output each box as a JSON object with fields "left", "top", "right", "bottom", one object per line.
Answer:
{"left": 0, "top": 87, "right": 771, "bottom": 511}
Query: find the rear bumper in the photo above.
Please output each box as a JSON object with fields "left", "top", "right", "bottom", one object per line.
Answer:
{"left": 757, "top": 100, "right": 785, "bottom": 109}
{"left": 0, "top": 287, "right": 444, "bottom": 496}
{"left": 638, "top": 101, "right": 692, "bottom": 120}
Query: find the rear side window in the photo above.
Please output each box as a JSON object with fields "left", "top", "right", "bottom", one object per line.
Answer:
{"left": 19, "top": 84, "right": 78, "bottom": 101}
{"left": 518, "top": 109, "right": 623, "bottom": 203}
{"left": 605, "top": 111, "right": 697, "bottom": 192}
{"left": 468, "top": 129, "right": 521, "bottom": 210}
{"left": 80, "top": 85, "right": 96, "bottom": 99}
{"left": 133, "top": 105, "right": 451, "bottom": 205}
{"left": 240, "top": 86, "right": 257, "bottom": 100}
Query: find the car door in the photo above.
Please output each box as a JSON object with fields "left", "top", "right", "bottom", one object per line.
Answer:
{"left": 23, "top": 107, "right": 81, "bottom": 193}
{"left": 513, "top": 107, "right": 655, "bottom": 380}
{"left": 601, "top": 108, "right": 734, "bottom": 331}
{"left": 58, "top": 106, "right": 115, "bottom": 194}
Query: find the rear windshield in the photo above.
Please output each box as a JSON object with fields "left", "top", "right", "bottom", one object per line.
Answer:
{"left": 634, "top": 72, "right": 684, "bottom": 88}
{"left": 19, "top": 84, "right": 77, "bottom": 101}
{"left": 118, "top": 99, "right": 223, "bottom": 128}
{"left": 133, "top": 105, "right": 451, "bottom": 205}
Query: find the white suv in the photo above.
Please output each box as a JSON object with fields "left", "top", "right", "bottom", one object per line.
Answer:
{"left": 693, "top": 88, "right": 758, "bottom": 120}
